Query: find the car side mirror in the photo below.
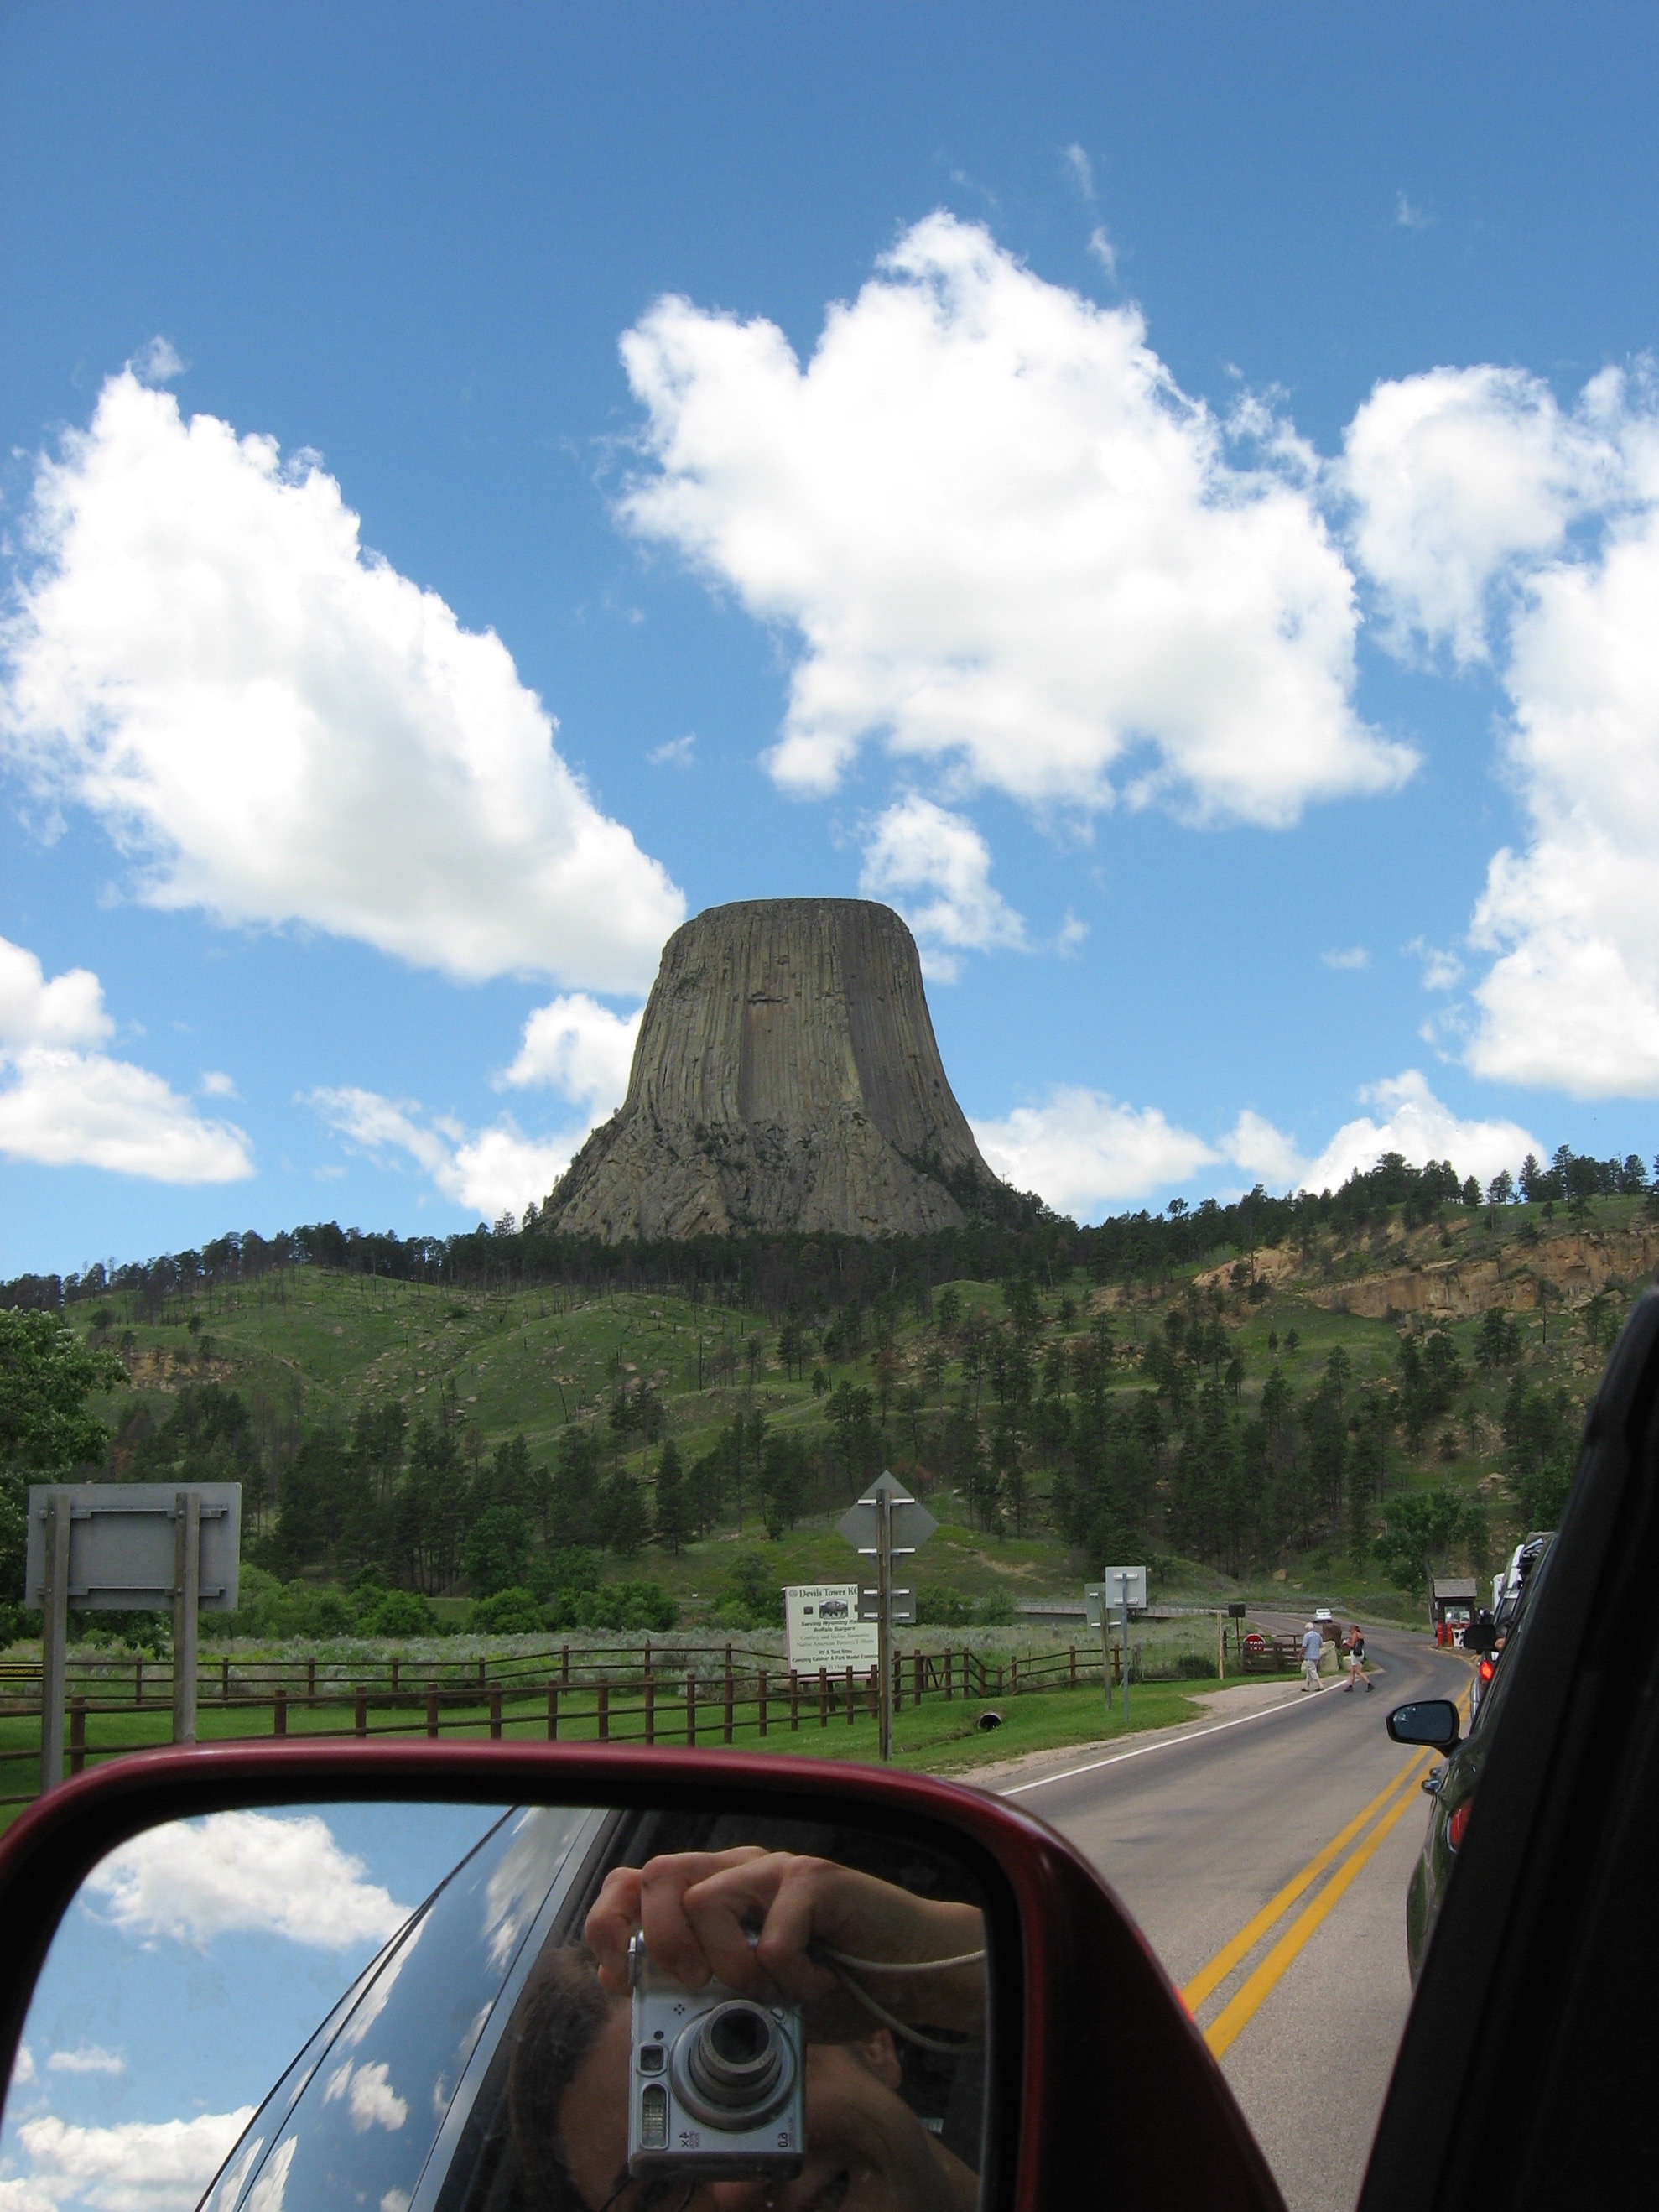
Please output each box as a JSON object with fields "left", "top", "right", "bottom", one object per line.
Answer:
{"left": 1462, "top": 1621, "right": 1497, "bottom": 1655}
{"left": 0, "top": 1742, "right": 1285, "bottom": 2212}
{"left": 1386, "top": 1699, "right": 1462, "bottom": 1754}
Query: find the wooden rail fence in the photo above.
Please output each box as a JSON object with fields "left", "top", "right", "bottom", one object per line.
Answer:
{"left": 2, "top": 1636, "right": 1287, "bottom": 1805}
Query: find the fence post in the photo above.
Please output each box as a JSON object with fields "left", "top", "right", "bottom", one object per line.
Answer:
{"left": 757, "top": 1668, "right": 768, "bottom": 1738}
{"left": 1069, "top": 1645, "right": 1077, "bottom": 1689}
{"left": 489, "top": 1685, "right": 502, "bottom": 1740}
{"left": 478, "top": 1657, "right": 487, "bottom": 1693}
{"left": 562, "top": 1645, "right": 571, "bottom": 1687}
{"left": 644, "top": 1666, "right": 656, "bottom": 1746}
{"left": 723, "top": 1663, "right": 735, "bottom": 1744}
{"left": 845, "top": 1664, "right": 856, "bottom": 1725}
{"left": 788, "top": 1668, "right": 799, "bottom": 1731}
{"left": 892, "top": 1651, "right": 902, "bottom": 1714}
{"left": 945, "top": 1650, "right": 954, "bottom": 1700}
{"left": 1012, "top": 1656, "right": 1019, "bottom": 1696}
{"left": 135, "top": 1658, "right": 143, "bottom": 1706}
{"left": 547, "top": 1684, "right": 560, "bottom": 1741}
{"left": 686, "top": 1673, "right": 697, "bottom": 1746}
{"left": 818, "top": 1667, "right": 829, "bottom": 1728}
{"left": 355, "top": 1684, "right": 368, "bottom": 1738}
{"left": 274, "top": 1688, "right": 287, "bottom": 1737}
{"left": 427, "top": 1681, "right": 439, "bottom": 1738}
{"left": 913, "top": 1652, "right": 923, "bottom": 1705}
{"left": 69, "top": 1696, "right": 86, "bottom": 1776}
{"left": 868, "top": 1664, "right": 879, "bottom": 1716}
{"left": 221, "top": 1658, "right": 231, "bottom": 1705}
{"left": 391, "top": 1656, "right": 401, "bottom": 1697}
{"left": 306, "top": 1658, "right": 316, "bottom": 1706}
{"left": 597, "top": 1683, "right": 610, "bottom": 1742}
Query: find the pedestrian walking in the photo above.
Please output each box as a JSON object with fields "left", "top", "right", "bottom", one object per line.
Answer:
{"left": 1300, "top": 1621, "right": 1324, "bottom": 1693}
{"left": 1344, "top": 1626, "right": 1371, "bottom": 1691}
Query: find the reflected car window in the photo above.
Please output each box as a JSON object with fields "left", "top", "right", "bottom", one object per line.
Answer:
{"left": 206, "top": 1808, "right": 601, "bottom": 2212}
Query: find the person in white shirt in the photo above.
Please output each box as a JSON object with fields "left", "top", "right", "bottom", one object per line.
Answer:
{"left": 1300, "top": 1623, "right": 1324, "bottom": 1693}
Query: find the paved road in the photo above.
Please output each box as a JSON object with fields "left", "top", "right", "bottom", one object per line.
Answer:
{"left": 995, "top": 1619, "right": 1467, "bottom": 2210}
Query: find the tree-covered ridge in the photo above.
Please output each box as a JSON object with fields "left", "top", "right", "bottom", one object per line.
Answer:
{"left": 3, "top": 1147, "right": 1650, "bottom": 1643}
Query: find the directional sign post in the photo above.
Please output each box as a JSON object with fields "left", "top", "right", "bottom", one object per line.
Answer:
{"left": 837, "top": 1471, "right": 936, "bottom": 1761}
{"left": 27, "top": 1482, "right": 241, "bottom": 1789}
{"left": 1086, "top": 1568, "right": 1146, "bottom": 1724}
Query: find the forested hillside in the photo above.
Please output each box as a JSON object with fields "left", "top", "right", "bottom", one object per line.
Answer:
{"left": 3, "top": 1145, "right": 1653, "bottom": 1639}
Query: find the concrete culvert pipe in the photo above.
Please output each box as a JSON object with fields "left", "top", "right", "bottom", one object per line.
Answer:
{"left": 976, "top": 1710, "right": 1003, "bottom": 1731}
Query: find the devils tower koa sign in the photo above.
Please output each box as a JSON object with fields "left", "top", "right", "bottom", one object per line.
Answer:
{"left": 542, "top": 899, "right": 1012, "bottom": 1240}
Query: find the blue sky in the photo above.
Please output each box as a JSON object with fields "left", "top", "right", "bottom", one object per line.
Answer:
{"left": 4, "top": 3, "right": 1659, "bottom": 1277}
{"left": 2, "top": 1803, "right": 507, "bottom": 2212}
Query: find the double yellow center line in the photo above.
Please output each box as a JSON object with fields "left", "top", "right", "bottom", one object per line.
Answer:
{"left": 1182, "top": 1692, "right": 1468, "bottom": 2058}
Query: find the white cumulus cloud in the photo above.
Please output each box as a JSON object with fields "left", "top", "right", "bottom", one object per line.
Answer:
{"left": 1347, "top": 361, "right": 1659, "bottom": 1095}
{"left": 45, "top": 2050, "right": 123, "bottom": 2079}
{"left": 84, "top": 1810, "right": 408, "bottom": 1949}
{"left": 971, "top": 1070, "right": 1537, "bottom": 1220}
{"left": 858, "top": 796, "right": 1024, "bottom": 980}
{"left": 321, "top": 2061, "right": 406, "bottom": 2134}
{"left": 0, "top": 369, "right": 683, "bottom": 991}
{"left": 0, "top": 936, "right": 251, "bottom": 1183}
{"left": 1341, "top": 362, "right": 1620, "bottom": 664}
{"left": 309, "top": 1088, "right": 581, "bottom": 1222}
{"left": 500, "top": 994, "right": 641, "bottom": 1110}
{"left": 13, "top": 2110, "right": 256, "bottom": 2212}
{"left": 1295, "top": 1070, "right": 1539, "bottom": 1194}
{"left": 619, "top": 215, "right": 1411, "bottom": 824}
{"left": 971, "top": 1089, "right": 1219, "bottom": 1212}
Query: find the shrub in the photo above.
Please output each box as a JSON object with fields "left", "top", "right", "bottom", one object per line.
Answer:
{"left": 362, "top": 1588, "right": 437, "bottom": 1637}
{"left": 528, "top": 1547, "right": 602, "bottom": 1601}
{"left": 472, "top": 1586, "right": 541, "bottom": 1636}
{"left": 541, "top": 1580, "right": 679, "bottom": 1633}
{"left": 462, "top": 1505, "right": 533, "bottom": 1598}
{"left": 916, "top": 1585, "right": 974, "bottom": 1627}
{"left": 971, "top": 1590, "right": 1017, "bottom": 1627}
{"left": 1176, "top": 1652, "right": 1215, "bottom": 1679}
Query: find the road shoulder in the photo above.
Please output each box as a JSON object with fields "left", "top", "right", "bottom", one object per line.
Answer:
{"left": 965, "top": 1677, "right": 1316, "bottom": 1792}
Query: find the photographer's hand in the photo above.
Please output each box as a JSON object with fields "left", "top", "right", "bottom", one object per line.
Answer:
{"left": 585, "top": 1851, "right": 984, "bottom": 2039}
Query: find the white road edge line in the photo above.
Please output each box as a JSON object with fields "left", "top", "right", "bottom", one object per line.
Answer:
{"left": 1000, "top": 1689, "right": 1330, "bottom": 1795}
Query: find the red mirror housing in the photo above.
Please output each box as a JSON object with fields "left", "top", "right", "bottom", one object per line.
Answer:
{"left": 0, "top": 1741, "right": 1283, "bottom": 2212}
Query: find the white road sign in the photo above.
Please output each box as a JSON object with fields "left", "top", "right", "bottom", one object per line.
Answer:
{"left": 1084, "top": 1566, "right": 1147, "bottom": 1625}
{"left": 786, "top": 1583, "right": 880, "bottom": 1671}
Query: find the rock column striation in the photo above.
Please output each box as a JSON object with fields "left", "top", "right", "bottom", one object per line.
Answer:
{"left": 541, "top": 898, "right": 1012, "bottom": 1240}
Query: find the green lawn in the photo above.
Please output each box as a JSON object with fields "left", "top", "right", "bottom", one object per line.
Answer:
{"left": 0, "top": 1670, "right": 1232, "bottom": 1829}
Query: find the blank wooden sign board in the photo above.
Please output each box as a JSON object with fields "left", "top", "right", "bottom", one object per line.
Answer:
{"left": 26, "top": 1483, "right": 242, "bottom": 1790}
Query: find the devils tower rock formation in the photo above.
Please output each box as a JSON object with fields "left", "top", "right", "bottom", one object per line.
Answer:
{"left": 542, "top": 899, "right": 1012, "bottom": 1241}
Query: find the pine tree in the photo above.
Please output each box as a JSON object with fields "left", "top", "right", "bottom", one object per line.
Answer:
{"left": 654, "top": 1439, "right": 689, "bottom": 1554}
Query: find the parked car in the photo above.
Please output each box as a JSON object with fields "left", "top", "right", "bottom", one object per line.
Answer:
{"left": 1392, "top": 1525, "right": 1555, "bottom": 1979}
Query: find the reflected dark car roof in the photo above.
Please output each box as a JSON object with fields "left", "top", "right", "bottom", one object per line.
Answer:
{"left": 197, "top": 1809, "right": 601, "bottom": 2212}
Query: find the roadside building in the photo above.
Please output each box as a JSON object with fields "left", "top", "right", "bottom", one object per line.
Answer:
{"left": 1432, "top": 1575, "right": 1479, "bottom": 1645}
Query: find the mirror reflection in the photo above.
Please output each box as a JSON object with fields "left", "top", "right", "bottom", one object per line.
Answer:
{"left": 3, "top": 1804, "right": 991, "bottom": 2212}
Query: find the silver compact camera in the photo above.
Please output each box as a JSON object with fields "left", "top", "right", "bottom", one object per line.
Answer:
{"left": 627, "top": 1933, "right": 805, "bottom": 2180}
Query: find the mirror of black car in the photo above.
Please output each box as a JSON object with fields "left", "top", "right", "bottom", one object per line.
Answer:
{"left": 1386, "top": 1699, "right": 1462, "bottom": 1754}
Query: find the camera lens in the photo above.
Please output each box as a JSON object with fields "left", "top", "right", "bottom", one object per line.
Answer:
{"left": 678, "top": 2001, "right": 791, "bottom": 2124}
{"left": 710, "top": 2009, "right": 768, "bottom": 2067}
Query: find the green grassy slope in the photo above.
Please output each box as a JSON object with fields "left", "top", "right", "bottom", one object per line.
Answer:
{"left": 57, "top": 1193, "right": 1648, "bottom": 1623}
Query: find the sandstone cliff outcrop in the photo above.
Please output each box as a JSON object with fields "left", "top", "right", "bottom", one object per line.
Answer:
{"left": 541, "top": 899, "right": 1013, "bottom": 1241}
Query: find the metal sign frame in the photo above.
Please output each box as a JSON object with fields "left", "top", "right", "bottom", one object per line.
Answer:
{"left": 838, "top": 1471, "right": 934, "bottom": 1759}
{"left": 27, "top": 1483, "right": 242, "bottom": 1793}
